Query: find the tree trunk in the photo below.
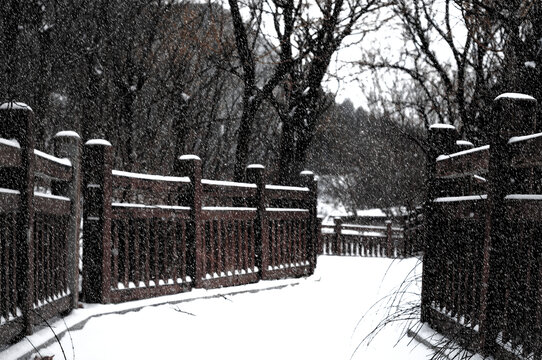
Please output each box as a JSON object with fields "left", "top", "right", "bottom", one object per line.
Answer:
{"left": 233, "top": 98, "right": 257, "bottom": 181}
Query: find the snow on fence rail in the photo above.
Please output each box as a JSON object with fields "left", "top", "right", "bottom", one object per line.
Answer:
{"left": 319, "top": 209, "right": 423, "bottom": 258}
{"left": 422, "top": 93, "right": 542, "bottom": 360}
{"left": 0, "top": 103, "right": 319, "bottom": 346}
{"left": 0, "top": 105, "right": 81, "bottom": 345}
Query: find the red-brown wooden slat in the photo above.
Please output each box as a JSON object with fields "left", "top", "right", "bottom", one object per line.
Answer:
{"left": 48, "top": 220, "right": 54, "bottom": 300}
{"left": 39, "top": 219, "right": 46, "bottom": 304}
{"left": 169, "top": 219, "right": 177, "bottom": 283}
{"left": 210, "top": 221, "right": 217, "bottom": 277}
{"left": 0, "top": 216, "right": 4, "bottom": 319}
{"left": 181, "top": 220, "right": 187, "bottom": 282}
{"left": 217, "top": 220, "right": 224, "bottom": 275}
{"left": 274, "top": 221, "right": 280, "bottom": 268}
{"left": 123, "top": 218, "right": 130, "bottom": 288}
{"left": 112, "top": 221, "right": 119, "bottom": 287}
{"left": 276, "top": 221, "right": 282, "bottom": 267}
{"left": 54, "top": 220, "right": 61, "bottom": 297}
{"left": 236, "top": 220, "right": 242, "bottom": 272}
{"left": 302, "top": 220, "right": 308, "bottom": 262}
{"left": 281, "top": 220, "right": 287, "bottom": 269}
{"left": 243, "top": 220, "right": 249, "bottom": 270}
{"left": 144, "top": 219, "right": 151, "bottom": 286}
{"left": 286, "top": 220, "right": 292, "bottom": 267}
{"left": 153, "top": 220, "right": 160, "bottom": 286}
{"left": 249, "top": 221, "right": 255, "bottom": 269}
{"left": 230, "top": 221, "right": 236, "bottom": 272}
{"left": 10, "top": 214, "right": 17, "bottom": 316}
{"left": 293, "top": 220, "right": 299, "bottom": 264}
{"left": 269, "top": 221, "right": 275, "bottom": 268}
{"left": 237, "top": 220, "right": 243, "bottom": 272}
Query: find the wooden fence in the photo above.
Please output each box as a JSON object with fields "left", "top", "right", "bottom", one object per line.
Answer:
{"left": 319, "top": 209, "right": 423, "bottom": 258}
{"left": 422, "top": 93, "right": 542, "bottom": 359}
{"left": 0, "top": 103, "right": 81, "bottom": 345}
{"left": 0, "top": 103, "right": 318, "bottom": 344}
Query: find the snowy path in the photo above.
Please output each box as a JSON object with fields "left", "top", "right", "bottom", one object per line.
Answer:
{"left": 25, "top": 257, "right": 432, "bottom": 360}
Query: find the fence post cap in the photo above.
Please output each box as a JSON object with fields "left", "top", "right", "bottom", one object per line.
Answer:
{"left": 429, "top": 123, "right": 456, "bottom": 130}
{"left": 494, "top": 92, "right": 536, "bottom": 102}
{"left": 456, "top": 139, "right": 473, "bottom": 148}
{"left": 54, "top": 130, "right": 81, "bottom": 139}
{"left": 247, "top": 164, "right": 265, "bottom": 169}
{"left": 85, "top": 139, "right": 112, "bottom": 146}
{"left": 178, "top": 154, "right": 201, "bottom": 161}
{"left": 0, "top": 101, "right": 33, "bottom": 112}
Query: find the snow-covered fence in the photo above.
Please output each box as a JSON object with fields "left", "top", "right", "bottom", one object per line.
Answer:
{"left": 422, "top": 93, "right": 542, "bottom": 359}
{"left": 319, "top": 210, "right": 422, "bottom": 258}
{"left": 0, "top": 103, "right": 82, "bottom": 344}
{"left": 81, "top": 141, "right": 318, "bottom": 304}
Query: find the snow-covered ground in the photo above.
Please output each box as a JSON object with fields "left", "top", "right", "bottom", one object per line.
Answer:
{"left": 10, "top": 256, "right": 433, "bottom": 360}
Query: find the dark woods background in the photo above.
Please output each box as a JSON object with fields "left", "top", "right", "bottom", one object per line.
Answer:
{"left": 1, "top": 0, "right": 542, "bottom": 212}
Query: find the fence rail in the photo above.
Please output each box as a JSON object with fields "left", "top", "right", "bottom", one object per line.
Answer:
{"left": 422, "top": 93, "right": 542, "bottom": 359}
{"left": 0, "top": 103, "right": 318, "bottom": 345}
{"left": 319, "top": 209, "right": 423, "bottom": 258}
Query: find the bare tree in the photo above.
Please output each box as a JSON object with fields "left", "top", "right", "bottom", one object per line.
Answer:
{"left": 225, "top": 0, "right": 387, "bottom": 182}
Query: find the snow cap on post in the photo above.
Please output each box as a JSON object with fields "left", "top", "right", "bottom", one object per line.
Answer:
{"left": 0, "top": 101, "right": 33, "bottom": 112}
{"left": 455, "top": 139, "right": 474, "bottom": 152}
{"left": 54, "top": 130, "right": 81, "bottom": 139}
{"left": 428, "top": 123, "right": 458, "bottom": 158}
{"left": 54, "top": 131, "right": 81, "bottom": 159}
{"left": 246, "top": 164, "right": 265, "bottom": 185}
{"left": 179, "top": 154, "right": 201, "bottom": 161}
{"left": 175, "top": 154, "right": 202, "bottom": 182}
{"left": 85, "top": 139, "right": 112, "bottom": 147}
{"left": 0, "top": 101, "right": 34, "bottom": 141}
{"left": 493, "top": 93, "right": 537, "bottom": 140}
{"left": 298, "top": 170, "right": 315, "bottom": 186}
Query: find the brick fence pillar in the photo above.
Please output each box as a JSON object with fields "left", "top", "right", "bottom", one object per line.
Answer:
{"left": 246, "top": 164, "right": 268, "bottom": 279}
{"left": 0, "top": 102, "right": 35, "bottom": 334}
{"left": 421, "top": 124, "right": 458, "bottom": 323}
{"left": 300, "top": 170, "right": 318, "bottom": 274}
{"left": 53, "top": 131, "right": 82, "bottom": 309}
{"left": 82, "top": 139, "right": 113, "bottom": 303}
{"left": 176, "top": 155, "right": 203, "bottom": 288}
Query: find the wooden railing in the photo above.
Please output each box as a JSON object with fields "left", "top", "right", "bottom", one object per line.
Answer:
{"left": 319, "top": 209, "right": 423, "bottom": 258}
{"left": 0, "top": 102, "right": 318, "bottom": 345}
{"left": 81, "top": 141, "right": 318, "bottom": 303}
{"left": 0, "top": 104, "right": 81, "bottom": 344}
{"left": 422, "top": 93, "right": 542, "bottom": 359}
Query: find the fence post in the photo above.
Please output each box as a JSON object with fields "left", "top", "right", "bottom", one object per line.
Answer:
{"left": 53, "top": 131, "right": 82, "bottom": 309}
{"left": 334, "top": 217, "right": 343, "bottom": 255}
{"left": 421, "top": 124, "right": 458, "bottom": 323}
{"left": 300, "top": 170, "right": 317, "bottom": 273}
{"left": 82, "top": 139, "right": 112, "bottom": 303}
{"left": 479, "top": 93, "right": 537, "bottom": 354}
{"left": 386, "top": 220, "right": 393, "bottom": 258}
{"left": 175, "top": 155, "right": 203, "bottom": 288}
{"left": 0, "top": 102, "right": 35, "bottom": 334}
{"left": 246, "top": 164, "right": 268, "bottom": 279}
